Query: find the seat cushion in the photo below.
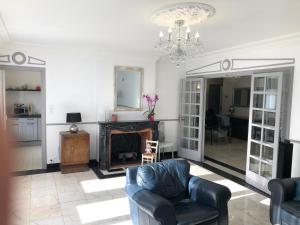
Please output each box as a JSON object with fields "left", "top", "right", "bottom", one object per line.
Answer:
{"left": 136, "top": 159, "right": 190, "bottom": 199}
{"left": 281, "top": 201, "right": 300, "bottom": 225}
{"left": 174, "top": 199, "right": 219, "bottom": 225}
{"left": 295, "top": 181, "right": 300, "bottom": 201}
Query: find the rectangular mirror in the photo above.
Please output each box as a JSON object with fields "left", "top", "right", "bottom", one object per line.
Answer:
{"left": 114, "top": 66, "right": 143, "bottom": 111}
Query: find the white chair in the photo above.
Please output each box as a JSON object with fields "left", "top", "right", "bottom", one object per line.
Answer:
{"left": 141, "top": 140, "right": 159, "bottom": 165}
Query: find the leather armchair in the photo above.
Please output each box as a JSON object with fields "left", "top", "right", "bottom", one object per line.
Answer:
{"left": 268, "top": 178, "right": 300, "bottom": 225}
{"left": 125, "top": 159, "right": 231, "bottom": 225}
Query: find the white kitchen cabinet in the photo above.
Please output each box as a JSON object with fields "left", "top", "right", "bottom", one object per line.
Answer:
{"left": 8, "top": 118, "right": 39, "bottom": 141}
{"left": 8, "top": 118, "right": 23, "bottom": 141}
{"left": 23, "top": 118, "right": 38, "bottom": 141}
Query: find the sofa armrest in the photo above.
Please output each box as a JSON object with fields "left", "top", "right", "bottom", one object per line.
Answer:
{"left": 188, "top": 176, "right": 231, "bottom": 225}
{"left": 268, "top": 178, "right": 300, "bottom": 224}
{"left": 131, "top": 189, "right": 176, "bottom": 225}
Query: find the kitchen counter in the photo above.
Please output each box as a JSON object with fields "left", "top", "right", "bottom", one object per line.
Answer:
{"left": 8, "top": 114, "right": 41, "bottom": 118}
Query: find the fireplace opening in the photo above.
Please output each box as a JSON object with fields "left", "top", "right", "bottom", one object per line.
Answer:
{"left": 111, "top": 133, "right": 141, "bottom": 167}
{"left": 109, "top": 128, "right": 152, "bottom": 169}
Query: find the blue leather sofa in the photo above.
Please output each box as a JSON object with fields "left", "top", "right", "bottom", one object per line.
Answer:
{"left": 269, "top": 178, "right": 300, "bottom": 225}
{"left": 125, "top": 159, "right": 231, "bottom": 225}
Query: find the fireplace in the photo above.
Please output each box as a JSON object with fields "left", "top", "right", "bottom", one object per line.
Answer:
{"left": 109, "top": 128, "right": 152, "bottom": 169}
{"left": 98, "top": 120, "right": 159, "bottom": 170}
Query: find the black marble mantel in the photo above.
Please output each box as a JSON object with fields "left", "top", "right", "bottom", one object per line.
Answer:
{"left": 98, "top": 120, "right": 159, "bottom": 170}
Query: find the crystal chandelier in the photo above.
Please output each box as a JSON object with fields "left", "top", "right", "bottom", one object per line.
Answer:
{"left": 151, "top": 2, "right": 216, "bottom": 67}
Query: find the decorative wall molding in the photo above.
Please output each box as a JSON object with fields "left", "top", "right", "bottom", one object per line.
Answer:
{"left": 186, "top": 58, "right": 295, "bottom": 76}
{"left": 0, "top": 55, "right": 10, "bottom": 63}
{"left": 0, "top": 51, "right": 46, "bottom": 66}
{"left": 231, "top": 58, "right": 295, "bottom": 71}
{"left": 0, "top": 15, "right": 10, "bottom": 42}
{"left": 186, "top": 60, "right": 222, "bottom": 75}
{"left": 28, "top": 56, "right": 46, "bottom": 65}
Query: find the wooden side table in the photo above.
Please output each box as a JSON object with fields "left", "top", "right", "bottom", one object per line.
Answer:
{"left": 60, "top": 130, "right": 90, "bottom": 173}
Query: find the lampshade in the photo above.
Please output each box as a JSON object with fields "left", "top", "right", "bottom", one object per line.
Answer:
{"left": 66, "top": 113, "right": 82, "bottom": 123}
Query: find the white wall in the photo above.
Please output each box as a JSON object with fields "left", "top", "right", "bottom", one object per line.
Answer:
{"left": 0, "top": 43, "right": 157, "bottom": 163}
{"left": 156, "top": 57, "right": 183, "bottom": 147}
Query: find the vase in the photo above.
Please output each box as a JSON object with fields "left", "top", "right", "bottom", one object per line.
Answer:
{"left": 149, "top": 114, "right": 155, "bottom": 122}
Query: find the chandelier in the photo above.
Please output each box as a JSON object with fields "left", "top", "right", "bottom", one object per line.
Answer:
{"left": 151, "top": 2, "right": 216, "bottom": 67}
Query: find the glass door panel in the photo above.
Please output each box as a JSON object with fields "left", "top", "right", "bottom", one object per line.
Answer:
{"left": 265, "top": 94, "right": 277, "bottom": 110}
{"left": 254, "top": 77, "right": 265, "bottom": 91}
{"left": 179, "top": 78, "right": 204, "bottom": 161}
{"left": 250, "top": 142, "right": 261, "bottom": 157}
{"left": 246, "top": 72, "right": 282, "bottom": 193}
{"left": 252, "top": 110, "right": 263, "bottom": 124}
{"left": 253, "top": 94, "right": 264, "bottom": 108}
{"left": 262, "top": 145, "right": 273, "bottom": 162}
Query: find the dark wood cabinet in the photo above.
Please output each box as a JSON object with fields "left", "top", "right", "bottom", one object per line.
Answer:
{"left": 230, "top": 117, "right": 249, "bottom": 140}
{"left": 60, "top": 130, "right": 90, "bottom": 173}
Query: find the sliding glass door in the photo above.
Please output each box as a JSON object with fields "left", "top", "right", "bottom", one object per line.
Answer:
{"left": 178, "top": 78, "right": 205, "bottom": 161}
{"left": 246, "top": 72, "right": 283, "bottom": 192}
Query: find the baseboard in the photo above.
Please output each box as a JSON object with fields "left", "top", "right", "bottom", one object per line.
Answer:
{"left": 204, "top": 156, "right": 246, "bottom": 175}
{"left": 13, "top": 159, "right": 99, "bottom": 176}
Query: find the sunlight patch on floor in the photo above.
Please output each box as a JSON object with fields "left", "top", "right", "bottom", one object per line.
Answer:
{"left": 190, "top": 164, "right": 213, "bottom": 176}
{"left": 215, "top": 179, "right": 247, "bottom": 193}
{"left": 80, "top": 176, "right": 126, "bottom": 193}
{"left": 76, "top": 197, "right": 129, "bottom": 224}
{"left": 260, "top": 198, "right": 270, "bottom": 206}
{"left": 231, "top": 193, "right": 256, "bottom": 200}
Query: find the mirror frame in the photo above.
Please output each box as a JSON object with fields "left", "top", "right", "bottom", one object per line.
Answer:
{"left": 114, "top": 65, "right": 144, "bottom": 111}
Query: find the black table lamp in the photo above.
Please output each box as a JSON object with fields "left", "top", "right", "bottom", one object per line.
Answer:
{"left": 66, "top": 113, "right": 82, "bottom": 133}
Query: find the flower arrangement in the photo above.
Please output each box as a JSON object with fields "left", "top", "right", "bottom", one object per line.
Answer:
{"left": 143, "top": 94, "right": 159, "bottom": 121}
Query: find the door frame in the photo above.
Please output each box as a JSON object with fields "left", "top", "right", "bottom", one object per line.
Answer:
{"left": 0, "top": 65, "right": 47, "bottom": 169}
{"left": 178, "top": 78, "right": 205, "bottom": 162}
{"left": 191, "top": 66, "right": 294, "bottom": 167}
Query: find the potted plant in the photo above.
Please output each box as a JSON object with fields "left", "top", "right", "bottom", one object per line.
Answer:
{"left": 143, "top": 94, "right": 159, "bottom": 121}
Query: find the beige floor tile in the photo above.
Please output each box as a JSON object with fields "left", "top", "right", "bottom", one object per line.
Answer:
{"left": 204, "top": 137, "right": 247, "bottom": 171}
{"left": 14, "top": 146, "right": 42, "bottom": 172}
{"left": 31, "top": 186, "right": 57, "bottom": 198}
{"left": 30, "top": 216, "right": 65, "bottom": 225}
{"left": 30, "top": 206, "right": 62, "bottom": 221}
{"left": 31, "top": 195, "right": 59, "bottom": 209}
{"left": 58, "top": 191, "right": 86, "bottom": 204}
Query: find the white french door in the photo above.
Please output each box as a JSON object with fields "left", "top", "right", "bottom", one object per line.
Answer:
{"left": 0, "top": 70, "right": 6, "bottom": 127}
{"left": 246, "top": 72, "right": 283, "bottom": 192}
{"left": 178, "top": 78, "right": 205, "bottom": 161}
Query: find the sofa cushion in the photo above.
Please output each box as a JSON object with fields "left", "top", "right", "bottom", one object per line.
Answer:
{"left": 136, "top": 159, "right": 190, "bottom": 199}
{"left": 282, "top": 201, "right": 300, "bottom": 217}
{"left": 174, "top": 199, "right": 219, "bottom": 225}
{"left": 295, "top": 181, "right": 300, "bottom": 201}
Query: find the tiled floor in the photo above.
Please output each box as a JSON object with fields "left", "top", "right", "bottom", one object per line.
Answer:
{"left": 14, "top": 145, "right": 42, "bottom": 171}
{"left": 204, "top": 137, "right": 247, "bottom": 171}
{"left": 10, "top": 162, "right": 271, "bottom": 225}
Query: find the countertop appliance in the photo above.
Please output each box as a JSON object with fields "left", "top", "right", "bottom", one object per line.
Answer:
{"left": 14, "top": 104, "right": 28, "bottom": 115}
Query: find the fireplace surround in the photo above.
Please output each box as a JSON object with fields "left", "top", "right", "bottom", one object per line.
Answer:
{"left": 98, "top": 120, "right": 159, "bottom": 170}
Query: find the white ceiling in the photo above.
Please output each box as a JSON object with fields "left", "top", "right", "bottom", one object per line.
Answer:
{"left": 0, "top": 0, "right": 300, "bottom": 54}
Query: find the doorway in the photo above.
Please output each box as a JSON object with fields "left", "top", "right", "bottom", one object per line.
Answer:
{"left": 0, "top": 66, "right": 46, "bottom": 172}
{"left": 179, "top": 67, "right": 293, "bottom": 192}
{"left": 204, "top": 76, "right": 251, "bottom": 174}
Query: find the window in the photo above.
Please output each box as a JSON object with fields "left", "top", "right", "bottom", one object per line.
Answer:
{"left": 233, "top": 88, "right": 250, "bottom": 107}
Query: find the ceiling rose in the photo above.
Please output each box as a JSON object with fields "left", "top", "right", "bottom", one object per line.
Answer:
{"left": 150, "top": 2, "right": 216, "bottom": 27}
